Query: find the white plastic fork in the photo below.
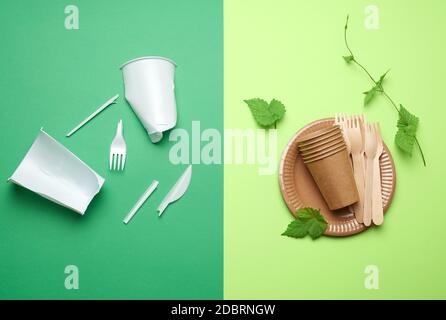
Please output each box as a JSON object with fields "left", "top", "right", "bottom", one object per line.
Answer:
{"left": 110, "top": 120, "right": 127, "bottom": 171}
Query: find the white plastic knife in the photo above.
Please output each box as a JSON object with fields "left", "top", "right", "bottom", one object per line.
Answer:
{"left": 157, "top": 165, "right": 192, "bottom": 216}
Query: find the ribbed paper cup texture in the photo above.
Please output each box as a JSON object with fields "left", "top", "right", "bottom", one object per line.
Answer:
{"left": 299, "top": 138, "right": 345, "bottom": 156}
{"left": 301, "top": 142, "right": 346, "bottom": 160}
{"left": 302, "top": 145, "right": 347, "bottom": 163}
{"left": 297, "top": 125, "right": 341, "bottom": 145}
{"left": 304, "top": 148, "right": 359, "bottom": 210}
{"left": 298, "top": 129, "right": 343, "bottom": 149}
{"left": 298, "top": 133, "right": 344, "bottom": 152}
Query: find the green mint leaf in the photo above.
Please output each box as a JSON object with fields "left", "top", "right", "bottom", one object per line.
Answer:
{"left": 307, "top": 219, "right": 328, "bottom": 239}
{"left": 395, "top": 104, "right": 419, "bottom": 155}
{"left": 377, "top": 70, "right": 390, "bottom": 87}
{"left": 397, "top": 104, "right": 419, "bottom": 135}
{"left": 268, "top": 99, "right": 286, "bottom": 122}
{"left": 363, "top": 71, "right": 389, "bottom": 106}
{"left": 244, "top": 98, "right": 286, "bottom": 127}
{"left": 343, "top": 55, "right": 354, "bottom": 63}
{"left": 282, "top": 208, "right": 328, "bottom": 240}
{"left": 297, "top": 207, "right": 326, "bottom": 222}
{"left": 244, "top": 98, "right": 272, "bottom": 127}
{"left": 281, "top": 220, "right": 308, "bottom": 238}
{"left": 363, "top": 87, "right": 378, "bottom": 106}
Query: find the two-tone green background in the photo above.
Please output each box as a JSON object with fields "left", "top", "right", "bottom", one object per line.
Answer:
{"left": 1, "top": 0, "right": 445, "bottom": 299}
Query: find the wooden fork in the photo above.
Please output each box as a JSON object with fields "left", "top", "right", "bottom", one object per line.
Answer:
{"left": 346, "top": 117, "right": 365, "bottom": 222}
{"left": 335, "top": 113, "right": 351, "bottom": 154}
{"left": 356, "top": 114, "right": 367, "bottom": 178}
{"left": 364, "top": 123, "right": 378, "bottom": 226}
{"left": 335, "top": 113, "right": 354, "bottom": 214}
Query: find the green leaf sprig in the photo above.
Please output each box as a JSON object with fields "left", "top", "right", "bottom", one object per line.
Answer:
{"left": 395, "top": 105, "right": 419, "bottom": 155}
{"left": 343, "top": 15, "right": 426, "bottom": 166}
{"left": 244, "top": 98, "right": 286, "bottom": 129}
{"left": 282, "top": 208, "right": 328, "bottom": 240}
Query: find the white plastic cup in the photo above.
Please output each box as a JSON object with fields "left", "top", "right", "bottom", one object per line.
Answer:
{"left": 9, "top": 129, "right": 105, "bottom": 215}
{"left": 121, "top": 56, "right": 177, "bottom": 143}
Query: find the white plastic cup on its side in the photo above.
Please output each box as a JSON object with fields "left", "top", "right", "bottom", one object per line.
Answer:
{"left": 8, "top": 129, "right": 105, "bottom": 215}
{"left": 121, "top": 56, "right": 177, "bottom": 143}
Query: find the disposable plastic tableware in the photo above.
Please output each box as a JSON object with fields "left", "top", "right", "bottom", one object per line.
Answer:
{"left": 109, "top": 120, "right": 127, "bottom": 171}
{"left": 9, "top": 129, "right": 105, "bottom": 215}
{"left": 158, "top": 165, "right": 192, "bottom": 216}
{"left": 66, "top": 94, "right": 119, "bottom": 137}
{"left": 123, "top": 180, "right": 159, "bottom": 224}
{"left": 121, "top": 56, "right": 177, "bottom": 143}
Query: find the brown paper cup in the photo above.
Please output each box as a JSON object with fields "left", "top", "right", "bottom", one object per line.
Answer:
{"left": 303, "top": 146, "right": 347, "bottom": 163}
{"left": 298, "top": 134, "right": 344, "bottom": 152}
{"left": 297, "top": 125, "right": 341, "bottom": 145}
{"left": 304, "top": 148, "right": 358, "bottom": 210}
{"left": 301, "top": 143, "right": 346, "bottom": 160}
{"left": 299, "top": 138, "right": 345, "bottom": 156}
{"left": 298, "top": 130, "right": 343, "bottom": 148}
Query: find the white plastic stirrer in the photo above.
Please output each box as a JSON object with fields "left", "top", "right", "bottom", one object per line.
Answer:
{"left": 123, "top": 180, "right": 159, "bottom": 224}
{"left": 66, "top": 94, "right": 119, "bottom": 137}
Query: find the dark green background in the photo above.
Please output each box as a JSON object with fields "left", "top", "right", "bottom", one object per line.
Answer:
{"left": 0, "top": 0, "right": 223, "bottom": 299}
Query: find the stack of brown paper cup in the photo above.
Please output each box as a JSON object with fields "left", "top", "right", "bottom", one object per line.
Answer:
{"left": 297, "top": 125, "right": 359, "bottom": 210}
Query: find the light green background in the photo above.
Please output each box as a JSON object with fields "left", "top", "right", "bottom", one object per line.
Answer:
{"left": 224, "top": 0, "right": 446, "bottom": 299}
{"left": 0, "top": 0, "right": 223, "bottom": 299}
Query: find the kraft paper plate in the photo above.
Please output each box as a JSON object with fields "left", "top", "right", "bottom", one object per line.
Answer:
{"left": 279, "top": 118, "right": 396, "bottom": 237}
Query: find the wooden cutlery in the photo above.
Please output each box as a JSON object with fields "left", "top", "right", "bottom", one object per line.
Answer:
{"left": 364, "top": 123, "right": 377, "bottom": 226}
{"left": 346, "top": 117, "right": 365, "bottom": 223}
{"left": 372, "top": 123, "right": 384, "bottom": 225}
{"left": 336, "top": 114, "right": 385, "bottom": 227}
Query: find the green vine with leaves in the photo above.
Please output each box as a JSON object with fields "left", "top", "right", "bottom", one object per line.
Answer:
{"left": 343, "top": 15, "right": 426, "bottom": 166}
